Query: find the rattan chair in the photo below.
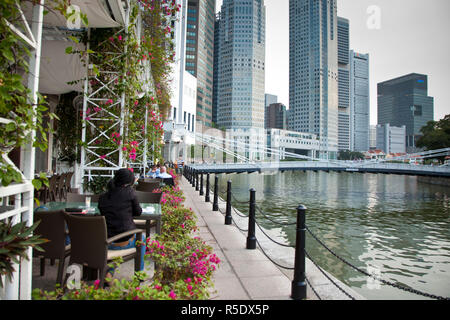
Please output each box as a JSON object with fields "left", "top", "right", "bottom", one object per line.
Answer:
{"left": 136, "top": 180, "right": 160, "bottom": 192}
{"left": 46, "top": 175, "right": 59, "bottom": 202}
{"left": 63, "top": 213, "right": 143, "bottom": 288}
{"left": 64, "top": 172, "right": 74, "bottom": 194}
{"left": 33, "top": 210, "right": 71, "bottom": 286}
{"left": 133, "top": 192, "right": 162, "bottom": 238}
{"left": 134, "top": 191, "right": 162, "bottom": 203}
{"left": 57, "top": 173, "right": 68, "bottom": 201}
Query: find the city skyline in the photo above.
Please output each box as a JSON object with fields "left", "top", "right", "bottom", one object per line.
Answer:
{"left": 216, "top": 0, "right": 450, "bottom": 124}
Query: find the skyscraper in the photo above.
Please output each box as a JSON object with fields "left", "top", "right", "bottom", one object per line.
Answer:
{"left": 212, "top": 12, "right": 221, "bottom": 125}
{"left": 266, "top": 103, "right": 288, "bottom": 130}
{"left": 350, "top": 51, "right": 370, "bottom": 152}
{"left": 216, "top": 0, "right": 266, "bottom": 130}
{"left": 337, "top": 17, "right": 350, "bottom": 151}
{"left": 288, "top": 0, "right": 339, "bottom": 159}
{"left": 185, "top": 0, "right": 216, "bottom": 127}
{"left": 377, "top": 73, "right": 434, "bottom": 152}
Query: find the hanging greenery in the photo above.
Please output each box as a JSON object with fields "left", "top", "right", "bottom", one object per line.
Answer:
{"left": 66, "top": 0, "right": 178, "bottom": 172}
{"left": 0, "top": 0, "right": 80, "bottom": 187}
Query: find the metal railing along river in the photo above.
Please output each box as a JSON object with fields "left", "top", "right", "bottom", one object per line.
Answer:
{"left": 184, "top": 166, "right": 450, "bottom": 301}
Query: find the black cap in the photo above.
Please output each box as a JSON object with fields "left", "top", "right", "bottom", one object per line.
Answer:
{"left": 113, "top": 168, "right": 134, "bottom": 186}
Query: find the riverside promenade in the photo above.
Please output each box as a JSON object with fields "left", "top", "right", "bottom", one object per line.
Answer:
{"left": 31, "top": 175, "right": 364, "bottom": 300}
{"left": 178, "top": 175, "right": 365, "bottom": 300}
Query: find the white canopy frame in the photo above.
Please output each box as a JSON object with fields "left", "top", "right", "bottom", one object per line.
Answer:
{"left": 80, "top": 1, "right": 153, "bottom": 191}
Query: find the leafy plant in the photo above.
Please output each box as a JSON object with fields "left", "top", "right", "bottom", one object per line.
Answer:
{"left": 83, "top": 175, "right": 111, "bottom": 195}
{"left": 0, "top": 0, "right": 73, "bottom": 187}
{"left": 0, "top": 220, "right": 47, "bottom": 288}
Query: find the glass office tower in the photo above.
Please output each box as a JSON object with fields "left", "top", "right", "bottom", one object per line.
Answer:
{"left": 377, "top": 73, "right": 434, "bottom": 152}
{"left": 216, "top": 0, "right": 266, "bottom": 129}
{"left": 289, "top": 0, "right": 339, "bottom": 159}
{"left": 185, "top": 0, "right": 216, "bottom": 127}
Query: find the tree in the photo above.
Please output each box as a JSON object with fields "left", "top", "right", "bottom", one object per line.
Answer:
{"left": 416, "top": 114, "right": 450, "bottom": 151}
{"left": 338, "top": 150, "right": 365, "bottom": 160}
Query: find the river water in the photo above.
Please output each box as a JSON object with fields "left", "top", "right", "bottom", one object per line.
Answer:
{"left": 213, "top": 170, "right": 450, "bottom": 300}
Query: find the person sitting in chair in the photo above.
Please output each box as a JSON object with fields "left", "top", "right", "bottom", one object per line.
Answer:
{"left": 146, "top": 165, "right": 157, "bottom": 178}
{"left": 98, "top": 168, "right": 145, "bottom": 285}
{"left": 156, "top": 166, "right": 172, "bottom": 179}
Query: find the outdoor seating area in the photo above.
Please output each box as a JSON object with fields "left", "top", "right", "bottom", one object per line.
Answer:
{"left": 35, "top": 172, "right": 74, "bottom": 203}
{"left": 32, "top": 179, "right": 164, "bottom": 290}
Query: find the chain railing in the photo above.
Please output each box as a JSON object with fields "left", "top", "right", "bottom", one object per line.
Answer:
{"left": 305, "top": 225, "right": 450, "bottom": 300}
{"left": 183, "top": 166, "right": 450, "bottom": 301}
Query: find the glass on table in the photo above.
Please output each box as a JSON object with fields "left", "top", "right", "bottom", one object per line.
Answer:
{"left": 85, "top": 196, "right": 91, "bottom": 208}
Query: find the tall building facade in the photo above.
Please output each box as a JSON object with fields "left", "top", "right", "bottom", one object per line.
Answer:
{"left": 165, "top": 0, "right": 197, "bottom": 162}
{"left": 376, "top": 123, "right": 406, "bottom": 154}
{"left": 212, "top": 12, "right": 221, "bottom": 125}
{"left": 216, "top": 0, "right": 266, "bottom": 130}
{"left": 350, "top": 51, "right": 370, "bottom": 152}
{"left": 266, "top": 103, "right": 288, "bottom": 130}
{"left": 377, "top": 73, "right": 434, "bottom": 152}
{"left": 264, "top": 93, "right": 277, "bottom": 128}
{"left": 337, "top": 17, "right": 350, "bottom": 151}
{"left": 170, "top": 0, "right": 197, "bottom": 129}
{"left": 288, "top": 0, "right": 339, "bottom": 159}
{"left": 185, "top": 0, "right": 216, "bottom": 127}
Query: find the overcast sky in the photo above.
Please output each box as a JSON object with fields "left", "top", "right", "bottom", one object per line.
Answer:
{"left": 215, "top": 0, "right": 450, "bottom": 124}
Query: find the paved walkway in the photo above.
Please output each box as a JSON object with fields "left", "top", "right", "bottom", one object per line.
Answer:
{"left": 179, "top": 175, "right": 365, "bottom": 300}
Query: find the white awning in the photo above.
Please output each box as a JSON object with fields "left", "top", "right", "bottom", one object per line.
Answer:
{"left": 39, "top": 40, "right": 86, "bottom": 94}
{"left": 24, "top": 0, "right": 122, "bottom": 28}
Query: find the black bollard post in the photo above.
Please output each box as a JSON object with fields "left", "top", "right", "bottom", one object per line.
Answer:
{"left": 200, "top": 172, "right": 204, "bottom": 196}
{"left": 205, "top": 173, "right": 210, "bottom": 202}
{"left": 246, "top": 188, "right": 256, "bottom": 249}
{"left": 195, "top": 171, "right": 199, "bottom": 191}
{"left": 291, "top": 204, "right": 307, "bottom": 300}
{"left": 213, "top": 175, "right": 219, "bottom": 211}
{"left": 225, "top": 180, "right": 232, "bottom": 225}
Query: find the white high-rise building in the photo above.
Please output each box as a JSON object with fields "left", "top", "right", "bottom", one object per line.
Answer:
{"left": 376, "top": 124, "right": 406, "bottom": 154}
{"left": 164, "top": 0, "right": 197, "bottom": 162}
{"left": 288, "top": 0, "right": 339, "bottom": 159}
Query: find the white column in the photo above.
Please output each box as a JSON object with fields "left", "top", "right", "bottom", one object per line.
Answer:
{"left": 20, "top": 1, "right": 44, "bottom": 300}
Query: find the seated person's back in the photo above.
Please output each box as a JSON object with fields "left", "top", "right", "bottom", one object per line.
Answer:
{"left": 98, "top": 168, "right": 142, "bottom": 242}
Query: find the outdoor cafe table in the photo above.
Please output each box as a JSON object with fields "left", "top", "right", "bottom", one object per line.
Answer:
{"left": 44, "top": 202, "right": 162, "bottom": 236}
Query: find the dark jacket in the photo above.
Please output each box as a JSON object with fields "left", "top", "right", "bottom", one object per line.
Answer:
{"left": 98, "top": 186, "right": 142, "bottom": 242}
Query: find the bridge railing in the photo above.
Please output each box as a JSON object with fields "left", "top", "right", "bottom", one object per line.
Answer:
{"left": 190, "top": 160, "right": 450, "bottom": 176}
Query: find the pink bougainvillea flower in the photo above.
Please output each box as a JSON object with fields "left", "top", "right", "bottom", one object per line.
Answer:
{"left": 169, "top": 291, "right": 176, "bottom": 299}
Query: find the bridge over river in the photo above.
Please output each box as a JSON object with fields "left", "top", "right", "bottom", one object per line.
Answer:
{"left": 188, "top": 160, "right": 450, "bottom": 178}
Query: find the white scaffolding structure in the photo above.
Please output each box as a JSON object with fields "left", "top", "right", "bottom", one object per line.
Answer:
{"left": 79, "top": 1, "right": 154, "bottom": 191}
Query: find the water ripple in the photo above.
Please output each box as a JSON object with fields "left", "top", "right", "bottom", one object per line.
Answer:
{"left": 217, "top": 171, "right": 450, "bottom": 299}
